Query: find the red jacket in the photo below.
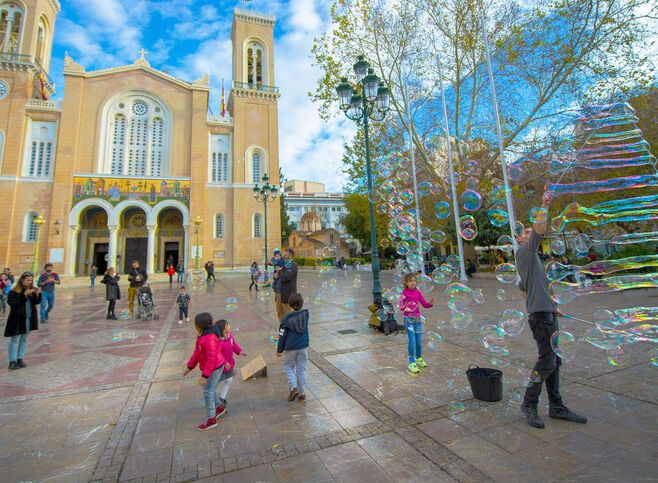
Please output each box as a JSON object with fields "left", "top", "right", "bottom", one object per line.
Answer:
{"left": 187, "top": 333, "right": 227, "bottom": 378}
{"left": 218, "top": 332, "right": 243, "bottom": 374}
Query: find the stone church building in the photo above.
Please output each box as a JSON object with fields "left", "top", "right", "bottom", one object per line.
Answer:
{"left": 0, "top": 1, "right": 281, "bottom": 275}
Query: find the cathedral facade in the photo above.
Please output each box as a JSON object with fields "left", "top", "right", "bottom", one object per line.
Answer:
{"left": 0, "top": 1, "right": 281, "bottom": 276}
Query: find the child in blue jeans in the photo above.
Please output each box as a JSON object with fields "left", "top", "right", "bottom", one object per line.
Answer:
{"left": 399, "top": 273, "right": 434, "bottom": 373}
{"left": 276, "top": 293, "right": 309, "bottom": 402}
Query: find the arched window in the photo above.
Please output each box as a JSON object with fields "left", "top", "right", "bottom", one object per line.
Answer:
{"left": 253, "top": 213, "right": 262, "bottom": 238}
{"left": 209, "top": 134, "right": 230, "bottom": 183}
{"left": 23, "top": 212, "right": 38, "bottom": 242}
{"left": 24, "top": 121, "right": 56, "bottom": 178}
{"left": 35, "top": 17, "right": 48, "bottom": 66}
{"left": 245, "top": 40, "right": 266, "bottom": 85}
{"left": 252, "top": 152, "right": 262, "bottom": 184}
{"left": 101, "top": 93, "right": 171, "bottom": 176}
{"left": 0, "top": 3, "right": 23, "bottom": 54}
{"left": 214, "top": 213, "right": 224, "bottom": 239}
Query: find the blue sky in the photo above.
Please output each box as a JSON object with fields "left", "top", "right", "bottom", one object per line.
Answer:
{"left": 51, "top": 0, "right": 353, "bottom": 191}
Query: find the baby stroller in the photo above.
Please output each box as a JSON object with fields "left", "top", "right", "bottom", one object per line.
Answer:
{"left": 137, "top": 284, "right": 159, "bottom": 321}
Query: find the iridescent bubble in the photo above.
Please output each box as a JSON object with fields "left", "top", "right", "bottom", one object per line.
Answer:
{"left": 417, "top": 181, "right": 433, "bottom": 197}
{"left": 490, "top": 186, "right": 509, "bottom": 205}
{"left": 514, "top": 221, "right": 524, "bottom": 237}
{"left": 574, "top": 233, "right": 592, "bottom": 252}
{"left": 550, "top": 330, "right": 578, "bottom": 361}
{"left": 593, "top": 309, "right": 619, "bottom": 327}
{"left": 649, "top": 348, "right": 658, "bottom": 366}
{"left": 407, "top": 252, "right": 425, "bottom": 270}
{"left": 472, "top": 289, "right": 485, "bottom": 305}
{"left": 446, "top": 254, "right": 461, "bottom": 270}
{"left": 399, "top": 189, "right": 415, "bottom": 206}
{"left": 464, "top": 160, "right": 480, "bottom": 176}
{"left": 430, "top": 183, "right": 443, "bottom": 196}
{"left": 550, "top": 239, "right": 566, "bottom": 255}
{"left": 479, "top": 324, "right": 509, "bottom": 355}
{"left": 434, "top": 201, "right": 451, "bottom": 219}
{"left": 529, "top": 207, "right": 548, "bottom": 224}
{"left": 450, "top": 310, "right": 473, "bottom": 330}
{"left": 380, "top": 180, "right": 396, "bottom": 195}
{"left": 367, "top": 189, "right": 382, "bottom": 204}
{"left": 488, "top": 208, "right": 509, "bottom": 227}
{"left": 120, "top": 310, "right": 131, "bottom": 320}
{"left": 461, "top": 190, "right": 483, "bottom": 212}
{"left": 465, "top": 177, "right": 480, "bottom": 191}
{"left": 582, "top": 327, "right": 618, "bottom": 350}
{"left": 499, "top": 309, "right": 525, "bottom": 336}
{"left": 459, "top": 215, "right": 478, "bottom": 241}
{"left": 496, "top": 288, "right": 506, "bottom": 301}
{"left": 495, "top": 263, "right": 518, "bottom": 283}
{"left": 448, "top": 400, "right": 465, "bottom": 416}
{"left": 497, "top": 235, "right": 513, "bottom": 253}
{"left": 432, "top": 267, "right": 452, "bottom": 284}
{"left": 376, "top": 308, "right": 388, "bottom": 322}
{"left": 444, "top": 283, "right": 473, "bottom": 312}
{"left": 416, "top": 274, "right": 434, "bottom": 294}
{"left": 606, "top": 345, "right": 628, "bottom": 366}
{"left": 427, "top": 331, "right": 444, "bottom": 351}
{"left": 399, "top": 297, "right": 419, "bottom": 315}
{"left": 225, "top": 296, "right": 238, "bottom": 312}
{"left": 430, "top": 230, "right": 447, "bottom": 244}
{"left": 396, "top": 170, "right": 412, "bottom": 184}
{"left": 396, "top": 241, "right": 410, "bottom": 256}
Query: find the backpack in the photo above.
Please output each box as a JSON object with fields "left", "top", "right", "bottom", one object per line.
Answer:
{"left": 368, "top": 301, "right": 404, "bottom": 335}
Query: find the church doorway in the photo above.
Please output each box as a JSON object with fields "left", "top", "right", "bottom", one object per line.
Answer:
{"left": 157, "top": 208, "right": 185, "bottom": 272}
{"left": 124, "top": 238, "right": 148, "bottom": 273}
{"left": 93, "top": 243, "right": 109, "bottom": 274}
{"left": 120, "top": 207, "right": 149, "bottom": 273}
{"left": 76, "top": 206, "right": 110, "bottom": 276}
{"left": 164, "top": 242, "right": 179, "bottom": 271}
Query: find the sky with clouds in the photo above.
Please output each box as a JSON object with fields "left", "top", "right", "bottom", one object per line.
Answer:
{"left": 50, "top": 0, "right": 353, "bottom": 191}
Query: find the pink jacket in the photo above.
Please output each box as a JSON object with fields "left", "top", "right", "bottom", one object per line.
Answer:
{"left": 218, "top": 332, "right": 243, "bottom": 374}
{"left": 187, "top": 333, "right": 227, "bottom": 379}
{"left": 399, "top": 288, "right": 433, "bottom": 318}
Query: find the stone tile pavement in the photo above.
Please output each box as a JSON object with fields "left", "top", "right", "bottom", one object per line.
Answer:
{"left": 0, "top": 269, "right": 656, "bottom": 482}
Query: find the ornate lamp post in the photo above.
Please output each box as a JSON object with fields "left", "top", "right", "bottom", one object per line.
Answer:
{"left": 31, "top": 214, "right": 45, "bottom": 274}
{"left": 253, "top": 174, "right": 279, "bottom": 269}
{"left": 335, "top": 55, "right": 390, "bottom": 305}
{"left": 193, "top": 216, "right": 203, "bottom": 270}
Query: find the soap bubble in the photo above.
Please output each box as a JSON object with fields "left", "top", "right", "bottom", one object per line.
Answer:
{"left": 496, "top": 289, "right": 506, "bottom": 301}
{"left": 399, "top": 189, "right": 415, "bottom": 206}
{"left": 497, "top": 235, "right": 514, "bottom": 253}
{"left": 368, "top": 189, "right": 382, "bottom": 204}
{"left": 582, "top": 327, "right": 618, "bottom": 350}
{"left": 488, "top": 208, "right": 509, "bottom": 227}
{"left": 514, "top": 221, "right": 524, "bottom": 237}
{"left": 380, "top": 180, "right": 396, "bottom": 195}
{"left": 550, "top": 330, "right": 578, "bottom": 361}
{"left": 429, "top": 230, "right": 447, "bottom": 244}
{"left": 434, "top": 201, "right": 451, "bottom": 219}
{"left": 490, "top": 186, "right": 509, "bottom": 205}
{"left": 472, "top": 289, "right": 485, "bottom": 304}
{"left": 432, "top": 267, "right": 452, "bottom": 284}
{"left": 444, "top": 283, "right": 473, "bottom": 312}
{"left": 446, "top": 254, "right": 461, "bottom": 270}
{"left": 574, "top": 233, "right": 592, "bottom": 252}
{"left": 448, "top": 400, "right": 465, "bottom": 416}
{"left": 649, "top": 348, "right": 658, "bottom": 366}
{"left": 550, "top": 239, "right": 566, "bottom": 255}
{"left": 465, "top": 177, "right": 480, "bottom": 191}
{"left": 396, "top": 241, "right": 411, "bottom": 256}
{"left": 416, "top": 274, "right": 434, "bottom": 294}
{"left": 464, "top": 160, "right": 480, "bottom": 176}
{"left": 396, "top": 170, "right": 411, "bottom": 184}
{"left": 120, "top": 310, "right": 131, "bottom": 320}
{"left": 461, "top": 190, "right": 483, "bottom": 211}
{"left": 450, "top": 311, "right": 473, "bottom": 330}
{"left": 593, "top": 309, "right": 620, "bottom": 327}
{"left": 399, "top": 297, "right": 419, "bottom": 315}
{"left": 499, "top": 309, "right": 525, "bottom": 336}
{"left": 254, "top": 270, "right": 271, "bottom": 287}
{"left": 529, "top": 207, "right": 548, "bottom": 224}
{"left": 549, "top": 282, "right": 577, "bottom": 305}
{"left": 606, "top": 346, "right": 628, "bottom": 366}
{"left": 495, "top": 263, "right": 518, "bottom": 283}
{"left": 376, "top": 308, "right": 388, "bottom": 322}
{"left": 459, "top": 215, "right": 478, "bottom": 241}
{"left": 427, "top": 331, "right": 444, "bottom": 351}
{"left": 225, "top": 297, "right": 238, "bottom": 312}
{"left": 417, "top": 181, "right": 433, "bottom": 197}
{"left": 479, "top": 324, "right": 510, "bottom": 355}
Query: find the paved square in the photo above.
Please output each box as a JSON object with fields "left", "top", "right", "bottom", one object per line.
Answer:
{"left": 0, "top": 270, "right": 656, "bottom": 482}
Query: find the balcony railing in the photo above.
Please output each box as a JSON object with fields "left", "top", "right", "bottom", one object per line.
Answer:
{"left": 26, "top": 98, "right": 61, "bottom": 110}
{"left": 232, "top": 81, "right": 279, "bottom": 94}
{"left": 0, "top": 52, "right": 56, "bottom": 94}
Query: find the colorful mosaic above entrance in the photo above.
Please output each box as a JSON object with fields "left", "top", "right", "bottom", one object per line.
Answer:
{"left": 72, "top": 176, "right": 190, "bottom": 207}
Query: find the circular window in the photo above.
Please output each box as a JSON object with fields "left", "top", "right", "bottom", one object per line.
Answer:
{"left": 132, "top": 100, "right": 149, "bottom": 116}
{"left": 0, "top": 80, "right": 8, "bottom": 100}
{"left": 39, "top": 126, "right": 49, "bottom": 134}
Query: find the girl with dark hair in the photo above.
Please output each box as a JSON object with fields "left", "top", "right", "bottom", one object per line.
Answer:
{"left": 4, "top": 272, "right": 41, "bottom": 370}
{"left": 249, "top": 262, "right": 260, "bottom": 291}
{"left": 183, "top": 312, "right": 228, "bottom": 431}
{"left": 215, "top": 319, "right": 247, "bottom": 414}
{"left": 100, "top": 267, "right": 121, "bottom": 320}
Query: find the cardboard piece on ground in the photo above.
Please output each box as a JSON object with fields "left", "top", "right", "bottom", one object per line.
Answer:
{"left": 241, "top": 354, "right": 268, "bottom": 381}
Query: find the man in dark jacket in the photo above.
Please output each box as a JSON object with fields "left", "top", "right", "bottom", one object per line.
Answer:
{"left": 275, "top": 248, "right": 298, "bottom": 322}
{"left": 276, "top": 293, "right": 309, "bottom": 402}
{"left": 127, "top": 260, "right": 148, "bottom": 317}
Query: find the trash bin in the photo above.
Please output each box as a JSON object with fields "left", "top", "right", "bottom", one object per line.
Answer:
{"left": 466, "top": 365, "right": 503, "bottom": 402}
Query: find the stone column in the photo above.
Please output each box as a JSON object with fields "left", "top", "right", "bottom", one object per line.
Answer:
{"left": 65, "top": 225, "right": 79, "bottom": 276}
{"left": 183, "top": 225, "right": 190, "bottom": 271}
{"left": 2, "top": 18, "right": 14, "bottom": 53}
{"left": 147, "top": 225, "right": 157, "bottom": 275}
{"left": 107, "top": 225, "right": 119, "bottom": 270}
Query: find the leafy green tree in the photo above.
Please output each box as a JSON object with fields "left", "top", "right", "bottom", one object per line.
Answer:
{"left": 278, "top": 168, "right": 296, "bottom": 246}
{"left": 340, "top": 193, "right": 389, "bottom": 252}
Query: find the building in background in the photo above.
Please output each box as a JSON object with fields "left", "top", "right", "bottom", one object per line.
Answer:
{"left": 0, "top": 4, "right": 281, "bottom": 275}
{"left": 283, "top": 180, "right": 347, "bottom": 233}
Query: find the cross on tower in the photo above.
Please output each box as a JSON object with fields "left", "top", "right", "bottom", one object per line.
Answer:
{"left": 138, "top": 48, "right": 147, "bottom": 60}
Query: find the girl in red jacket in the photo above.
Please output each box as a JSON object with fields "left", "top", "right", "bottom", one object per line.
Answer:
{"left": 183, "top": 312, "right": 228, "bottom": 431}
{"left": 215, "top": 319, "right": 248, "bottom": 415}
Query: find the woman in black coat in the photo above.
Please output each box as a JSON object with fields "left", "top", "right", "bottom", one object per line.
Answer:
{"left": 4, "top": 271, "right": 41, "bottom": 370}
{"left": 100, "top": 267, "right": 121, "bottom": 320}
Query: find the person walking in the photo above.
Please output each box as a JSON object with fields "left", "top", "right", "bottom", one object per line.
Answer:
{"left": 89, "top": 265, "right": 98, "bottom": 288}
{"left": 127, "top": 260, "right": 148, "bottom": 318}
{"left": 4, "top": 272, "right": 41, "bottom": 370}
{"left": 275, "top": 248, "right": 298, "bottom": 322}
{"left": 249, "top": 262, "right": 260, "bottom": 292}
{"left": 206, "top": 261, "right": 216, "bottom": 282}
{"left": 276, "top": 293, "right": 309, "bottom": 402}
{"left": 3, "top": 268, "right": 14, "bottom": 284}
{"left": 166, "top": 255, "right": 174, "bottom": 269}
{"left": 37, "top": 263, "right": 61, "bottom": 322}
{"left": 0, "top": 273, "right": 11, "bottom": 314}
{"left": 176, "top": 286, "right": 191, "bottom": 324}
{"left": 167, "top": 264, "right": 175, "bottom": 284}
{"left": 176, "top": 261, "right": 185, "bottom": 285}
{"left": 517, "top": 191, "right": 587, "bottom": 429}
{"left": 100, "top": 267, "right": 120, "bottom": 320}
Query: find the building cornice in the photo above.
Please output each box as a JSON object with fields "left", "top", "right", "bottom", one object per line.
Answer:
{"left": 233, "top": 8, "right": 276, "bottom": 26}
{"left": 49, "top": 0, "right": 61, "bottom": 13}
{"left": 231, "top": 87, "right": 280, "bottom": 101}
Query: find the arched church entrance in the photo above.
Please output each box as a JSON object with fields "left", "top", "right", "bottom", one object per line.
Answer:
{"left": 75, "top": 206, "right": 111, "bottom": 276}
{"left": 119, "top": 206, "right": 149, "bottom": 273}
{"left": 157, "top": 208, "right": 185, "bottom": 272}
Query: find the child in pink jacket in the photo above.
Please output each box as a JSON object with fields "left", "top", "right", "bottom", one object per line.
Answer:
{"left": 213, "top": 319, "right": 247, "bottom": 415}
{"left": 399, "top": 273, "right": 435, "bottom": 374}
{"left": 183, "top": 312, "right": 229, "bottom": 431}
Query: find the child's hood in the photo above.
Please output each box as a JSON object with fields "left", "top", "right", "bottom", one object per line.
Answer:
{"left": 284, "top": 309, "right": 309, "bottom": 334}
{"left": 202, "top": 325, "right": 223, "bottom": 338}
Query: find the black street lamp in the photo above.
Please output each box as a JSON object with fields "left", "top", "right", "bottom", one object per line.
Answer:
{"left": 335, "top": 56, "right": 390, "bottom": 306}
{"left": 253, "top": 173, "right": 279, "bottom": 271}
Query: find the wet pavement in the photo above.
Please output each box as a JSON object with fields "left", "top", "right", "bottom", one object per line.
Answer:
{"left": 0, "top": 269, "right": 656, "bottom": 482}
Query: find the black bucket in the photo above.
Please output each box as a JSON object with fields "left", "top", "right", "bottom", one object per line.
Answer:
{"left": 466, "top": 365, "right": 503, "bottom": 402}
